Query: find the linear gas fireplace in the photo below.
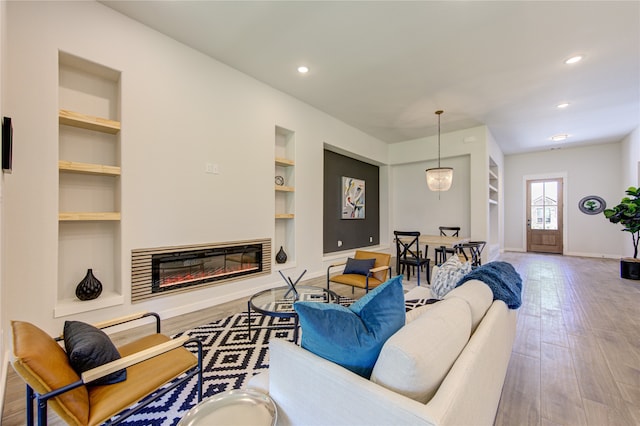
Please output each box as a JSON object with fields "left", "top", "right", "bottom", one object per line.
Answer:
{"left": 132, "top": 239, "right": 271, "bottom": 303}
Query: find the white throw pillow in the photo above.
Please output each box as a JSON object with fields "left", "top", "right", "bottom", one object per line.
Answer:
{"left": 370, "top": 297, "right": 472, "bottom": 403}
{"left": 431, "top": 255, "right": 472, "bottom": 299}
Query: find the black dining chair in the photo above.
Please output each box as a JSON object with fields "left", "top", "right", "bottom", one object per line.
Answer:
{"left": 456, "top": 242, "right": 483, "bottom": 267}
{"left": 394, "top": 231, "right": 430, "bottom": 285}
{"left": 468, "top": 240, "right": 486, "bottom": 265}
{"left": 434, "top": 226, "right": 461, "bottom": 265}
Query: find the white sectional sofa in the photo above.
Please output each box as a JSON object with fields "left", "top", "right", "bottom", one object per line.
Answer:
{"left": 249, "top": 279, "right": 518, "bottom": 426}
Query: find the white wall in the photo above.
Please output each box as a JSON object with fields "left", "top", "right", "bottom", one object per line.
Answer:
{"left": 619, "top": 127, "right": 640, "bottom": 256}
{"left": 621, "top": 126, "right": 640, "bottom": 187}
{"left": 504, "top": 143, "right": 624, "bottom": 258}
{"left": 2, "top": 1, "right": 389, "bottom": 337}
{"left": 389, "top": 125, "right": 495, "bottom": 246}
{"left": 391, "top": 155, "right": 470, "bottom": 236}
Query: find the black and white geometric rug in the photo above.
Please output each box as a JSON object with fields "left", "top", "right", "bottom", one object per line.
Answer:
{"left": 120, "top": 297, "right": 431, "bottom": 425}
{"left": 121, "top": 312, "right": 297, "bottom": 426}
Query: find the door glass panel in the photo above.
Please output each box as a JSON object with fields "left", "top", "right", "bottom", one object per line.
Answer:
{"left": 531, "top": 206, "right": 544, "bottom": 229}
{"left": 546, "top": 206, "right": 558, "bottom": 229}
{"left": 529, "top": 181, "right": 558, "bottom": 230}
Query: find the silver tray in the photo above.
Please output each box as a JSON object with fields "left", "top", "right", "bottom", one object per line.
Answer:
{"left": 178, "top": 389, "right": 277, "bottom": 426}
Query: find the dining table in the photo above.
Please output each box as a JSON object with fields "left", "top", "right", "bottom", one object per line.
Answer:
{"left": 418, "top": 235, "right": 469, "bottom": 250}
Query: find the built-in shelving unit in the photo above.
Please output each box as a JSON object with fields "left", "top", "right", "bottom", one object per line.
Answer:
{"left": 275, "top": 126, "right": 296, "bottom": 266}
{"left": 56, "top": 52, "right": 123, "bottom": 316}
{"left": 58, "top": 110, "right": 122, "bottom": 221}
{"left": 488, "top": 157, "right": 500, "bottom": 261}
{"left": 489, "top": 161, "right": 499, "bottom": 205}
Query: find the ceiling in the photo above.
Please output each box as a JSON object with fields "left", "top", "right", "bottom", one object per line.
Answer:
{"left": 101, "top": 1, "right": 639, "bottom": 155}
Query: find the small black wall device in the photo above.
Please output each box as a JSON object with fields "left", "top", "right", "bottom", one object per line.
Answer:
{"left": 2, "top": 116, "right": 12, "bottom": 173}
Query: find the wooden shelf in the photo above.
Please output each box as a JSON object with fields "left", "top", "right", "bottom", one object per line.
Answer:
{"left": 275, "top": 157, "right": 295, "bottom": 167}
{"left": 59, "top": 160, "right": 121, "bottom": 176}
{"left": 275, "top": 213, "right": 295, "bottom": 219}
{"left": 489, "top": 199, "right": 498, "bottom": 205}
{"left": 59, "top": 212, "right": 121, "bottom": 221}
{"left": 59, "top": 109, "right": 121, "bottom": 134}
{"left": 275, "top": 185, "right": 294, "bottom": 192}
{"left": 489, "top": 184, "right": 498, "bottom": 193}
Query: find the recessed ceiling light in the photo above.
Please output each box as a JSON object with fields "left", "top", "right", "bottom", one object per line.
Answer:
{"left": 564, "top": 55, "right": 583, "bottom": 65}
{"left": 551, "top": 134, "right": 569, "bottom": 141}
{"left": 297, "top": 66, "right": 309, "bottom": 74}
{"left": 556, "top": 102, "right": 570, "bottom": 109}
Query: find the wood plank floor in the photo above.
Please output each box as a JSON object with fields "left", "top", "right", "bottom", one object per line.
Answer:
{"left": 494, "top": 252, "right": 640, "bottom": 426}
{"left": 3, "top": 252, "right": 639, "bottom": 425}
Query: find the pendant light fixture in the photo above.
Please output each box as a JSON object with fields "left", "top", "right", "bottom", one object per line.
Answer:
{"left": 425, "top": 110, "right": 453, "bottom": 192}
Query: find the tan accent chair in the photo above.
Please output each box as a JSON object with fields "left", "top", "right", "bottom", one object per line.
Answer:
{"left": 11, "top": 312, "right": 202, "bottom": 426}
{"left": 327, "top": 250, "right": 392, "bottom": 294}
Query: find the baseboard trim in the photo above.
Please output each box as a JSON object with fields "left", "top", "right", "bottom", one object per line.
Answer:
{"left": 564, "top": 251, "right": 621, "bottom": 259}
{"left": 504, "top": 248, "right": 620, "bottom": 259}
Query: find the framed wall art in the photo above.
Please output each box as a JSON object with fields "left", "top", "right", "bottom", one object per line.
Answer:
{"left": 342, "top": 176, "right": 365, "bottom": 219}
{"left": 578, "top": 195, "right": 606, "bottom": 215}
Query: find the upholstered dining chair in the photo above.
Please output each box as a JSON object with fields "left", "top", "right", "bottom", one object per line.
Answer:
{"left": 394, "top": 231, "right": 430, "bottom": 285}
{"left": 434, "top": 226, "right": 461, "bottom": 265}
{"left": 11, "top": 312, "right": 203, "bottom": 426}
{"left": 327, "top": 250, "right": 391, "bottom": 294}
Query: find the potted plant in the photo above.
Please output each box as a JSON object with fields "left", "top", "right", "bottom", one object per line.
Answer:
{"left": 603, "top": 186, "right": 640, "bottom": 279}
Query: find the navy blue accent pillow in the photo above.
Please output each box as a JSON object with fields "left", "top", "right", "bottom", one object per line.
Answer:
{"left": 63, "top": 321, "right": 127, "bottom": 386}
{"left": 343, "top": 257, "right": 376, "bottom": 276}
{"left": 294, "top": 275, "right": 405, "bottom": 378}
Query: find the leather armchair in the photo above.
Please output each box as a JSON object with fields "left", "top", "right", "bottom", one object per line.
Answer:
{"left": 11, "top": 312, "right": 203, "bottom": 426}
{"left": 327, "top": 250, "right": 392, "bottom": 294}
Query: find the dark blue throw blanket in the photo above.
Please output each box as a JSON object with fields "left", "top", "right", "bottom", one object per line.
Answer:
{"left": 455, "top": 261, "right": 522, "bottom": 309}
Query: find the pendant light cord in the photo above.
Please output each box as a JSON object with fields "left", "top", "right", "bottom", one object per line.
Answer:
{"left": 436, "top": 110, "right": 443, "bottom": 168}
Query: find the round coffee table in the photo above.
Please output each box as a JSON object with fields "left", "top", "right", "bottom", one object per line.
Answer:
{"left": 178, "top": 389, "right": 277, "bottom": 426}
{"left": 247, "top": 285, "right": 339, "bottom": 342}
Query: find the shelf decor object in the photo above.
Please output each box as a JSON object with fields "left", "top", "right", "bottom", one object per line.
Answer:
{"left": 425, "top": 110, "right": 453, "bottom": 192}
{"left": 275, "top": 175, "right": 284, "bottom": 186}
{"left": 275, "top": 246, "right": 288, "bottom": 264}
{"left": 75, "top": 268, "right": 103, "bottom": 301}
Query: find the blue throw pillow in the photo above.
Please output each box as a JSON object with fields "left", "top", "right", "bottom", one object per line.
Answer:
{"left": 343, "top": 257, "right": 376, "bottom": 275}
{"left": 294, "top": 275, "right": 405, "bottom": 378}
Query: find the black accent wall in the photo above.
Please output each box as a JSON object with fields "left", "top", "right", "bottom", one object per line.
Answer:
{"left": 324, "top": 150, "right": 379, "bottom": 254}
